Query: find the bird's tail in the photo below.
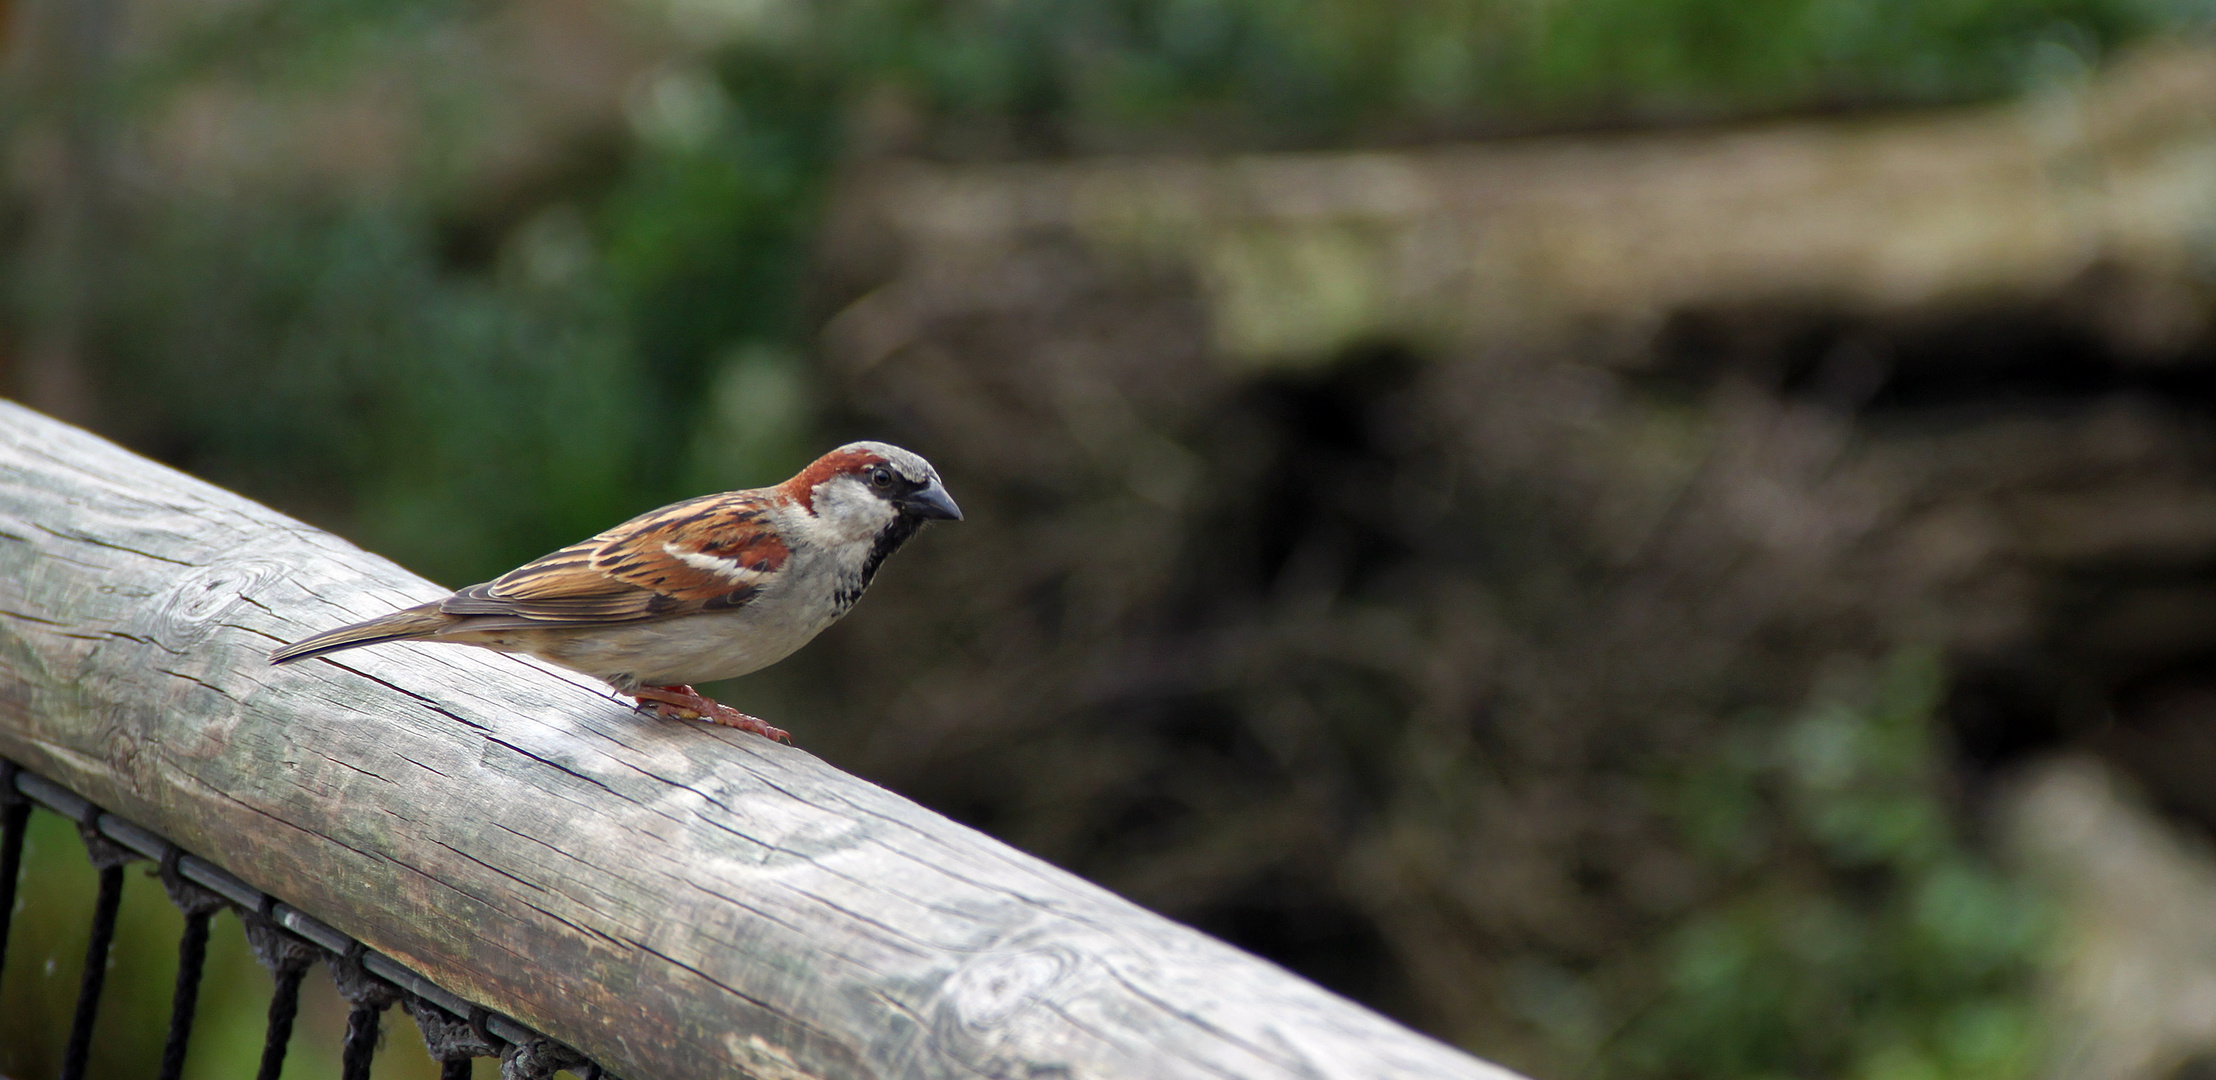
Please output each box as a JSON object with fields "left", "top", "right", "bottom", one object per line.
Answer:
{"left": 268, "top": 604, "right": 455, "bottom": 665}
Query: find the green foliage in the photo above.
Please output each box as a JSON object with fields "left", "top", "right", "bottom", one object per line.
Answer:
{"left": 105, "top": 204, "right": 647, "bottom": 585}
{"left": 83, "top": 37, "right": 847, "bottom": 586}
{"left": 1620, "top": 656, "right": 2049, "bottom": 1080}
{"left": 813, "top": 0, "right": 2205, "bottom": 146}
{"left": 599, "top": 51, "right": 842, "bottom": 490}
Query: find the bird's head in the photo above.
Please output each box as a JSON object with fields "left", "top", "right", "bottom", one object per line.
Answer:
{"left": 785, "top": 441, "right": 961, "bottom": 542}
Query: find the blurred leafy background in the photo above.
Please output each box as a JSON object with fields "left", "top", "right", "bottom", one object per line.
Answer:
{"left": 8, "top": 0, "right": 2216, "bottom": 1077}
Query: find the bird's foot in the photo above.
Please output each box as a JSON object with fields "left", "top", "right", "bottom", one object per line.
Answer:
{"left": 632, "top": 685, "right": 791, "bottom": 743}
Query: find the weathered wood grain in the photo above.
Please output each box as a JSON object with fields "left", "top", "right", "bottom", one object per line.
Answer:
{"left": 0, "top": 399, "right": 1523, "bottom": 1080}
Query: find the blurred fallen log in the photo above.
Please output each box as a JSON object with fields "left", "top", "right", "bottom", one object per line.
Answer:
{"left": 0, "top": 399, "right": 1527, "bottom": 1080}
{"left": 825, "top": 45, "right": 2216, "bottom": 367}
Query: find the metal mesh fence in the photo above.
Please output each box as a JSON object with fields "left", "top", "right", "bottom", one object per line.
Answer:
{"left": 0, "top": 758, "right": 610, "bottom": 1080}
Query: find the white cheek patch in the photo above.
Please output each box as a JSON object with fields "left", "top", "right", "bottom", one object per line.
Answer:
{"left": 663, "top": 543, "right": 770, "bottom": 583}
{"left": 810, "top": 476, "right": 899, "bottom": 542}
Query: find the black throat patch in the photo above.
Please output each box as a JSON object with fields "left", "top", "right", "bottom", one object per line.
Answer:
{"left": 836, "top": 513, "right": 927, "bottom": 614}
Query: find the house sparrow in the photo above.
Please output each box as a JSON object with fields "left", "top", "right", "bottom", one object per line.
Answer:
{"left": 270, "top": 442, "right": 961, "bottom": 742}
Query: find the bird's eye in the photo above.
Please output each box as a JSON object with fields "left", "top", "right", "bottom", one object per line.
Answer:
{"left": 867, "top": 466, "right": 894, "bottom": 490}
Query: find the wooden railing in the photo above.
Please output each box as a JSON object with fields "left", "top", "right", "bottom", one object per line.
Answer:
{"left": 0, "top": 399, "right": 1525, "bottom": 1080}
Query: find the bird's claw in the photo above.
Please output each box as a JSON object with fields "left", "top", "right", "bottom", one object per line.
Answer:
{"left": 696, "top": 702, "right": 792, "bottom": 743}
{"left": 631, "top": 685, "right": 791, "bottom": 744}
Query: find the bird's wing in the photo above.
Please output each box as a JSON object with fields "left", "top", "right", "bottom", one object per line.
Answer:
{"left": 439, "top": 493, "right": 790, "bottom": 624}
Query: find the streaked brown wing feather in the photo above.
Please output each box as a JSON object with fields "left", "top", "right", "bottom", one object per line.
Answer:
{"left": 437, "top": 492, "right": 790, "bottom": 625}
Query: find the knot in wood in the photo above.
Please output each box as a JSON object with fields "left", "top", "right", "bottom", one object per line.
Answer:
{"left": 143, "top": 556, "right": 287, "bottom": 653}
{"left": 944, "top": 947, "right": 1073, "bottom": 1030}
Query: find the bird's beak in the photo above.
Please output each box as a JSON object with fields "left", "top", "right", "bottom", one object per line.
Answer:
{"left": 900, "top": 482, "right": 963, "bottom": 521}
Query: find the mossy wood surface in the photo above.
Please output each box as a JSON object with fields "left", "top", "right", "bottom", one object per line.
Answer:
{"left": 0, "top": 400, "right": 1518, "bottom": 1080}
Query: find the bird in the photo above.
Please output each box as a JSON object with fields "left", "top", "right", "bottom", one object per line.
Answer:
{"left": 270, "top": 441, "right": 961, "bottom": 742}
